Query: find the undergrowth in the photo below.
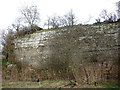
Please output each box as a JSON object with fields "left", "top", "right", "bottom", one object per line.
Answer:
{"left": 101, "top": 82, "right": 120, "bottom": 88}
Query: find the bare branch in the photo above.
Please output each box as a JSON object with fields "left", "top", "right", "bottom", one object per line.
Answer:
{"left": 20, "top": 5, "right": 40, "bottom": 27}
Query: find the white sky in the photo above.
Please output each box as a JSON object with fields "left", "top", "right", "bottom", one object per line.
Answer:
{"left": 0, "top": 0, "right": 119, "bottom": 30}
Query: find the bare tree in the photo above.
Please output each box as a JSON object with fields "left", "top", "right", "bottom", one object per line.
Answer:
{"left": 99, "top": 9, "right": 108, "bottom": 21}
{"left": 44, "top": 10, "right": 77, "bottom": 29}
{"left": 64, "top": 9, "right": 77, "bottom": 26}
{"left": 108, "top": 13, "right": 117, "bottom": 22}
{"left": 44, "top": 16, "right": 51, "bottom": 29}
{"left": 56, "top": 16, "right": 68, "bottom": 27}
{"left": 20, "top": 5, "right": 40, "bottom": 28}
{"left": 12, "top": 17, "right": 24, "bottom": 32}
{"left": 95, "top": 17, "right": 101, "bottom": 23}
{"left": 45, "top": 15, "right": 66, "bottom": 29}
{"left": 116, "top": 1, "right": 120, "bottom": 19}
{"left": 1, "top": 28, "right": 15, "bottom": 62}
{"left": 49, "top": 15, "right": 59, "bottom": 29}
{"left": 99, "top": 9, "right": 117, "bottom": 22}
{"left": 60, "top": 16, "right": 68, "bottom": 27}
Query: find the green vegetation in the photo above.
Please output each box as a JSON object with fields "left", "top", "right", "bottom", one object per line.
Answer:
{"left": 0, "top": 61, "right": 16, "bottom": 65}
{"left": 101, "top": 82, "right": 119, "bottom": 88}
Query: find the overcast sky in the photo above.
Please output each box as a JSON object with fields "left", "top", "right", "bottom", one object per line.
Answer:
{"left": 0, "top": 0, "right": 119, "bottom": 30}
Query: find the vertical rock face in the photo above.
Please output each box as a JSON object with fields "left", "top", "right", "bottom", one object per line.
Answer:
{"left": 13, "top": 23, "right": 119, "bottom": 83}
{"left": 14, "top": 31, "right": 55, "bottom": 68}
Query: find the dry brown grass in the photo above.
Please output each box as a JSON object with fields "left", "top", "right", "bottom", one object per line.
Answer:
{"left": 3, "top": 79, "right": 118, "bottom": 88}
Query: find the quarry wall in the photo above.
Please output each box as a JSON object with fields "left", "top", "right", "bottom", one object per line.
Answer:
{"left": 12, "top": 23, "right": 119, "bottom": 84}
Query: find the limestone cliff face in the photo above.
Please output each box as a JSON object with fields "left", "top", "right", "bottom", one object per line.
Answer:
{"left": 13, "top": 23, "right": 119, "bottom": 83}
{"left": 14, "top": 31, "right": 56, "bottom": 68}
{"left": 14, "top": 24, "right": 118, "bottom": 67}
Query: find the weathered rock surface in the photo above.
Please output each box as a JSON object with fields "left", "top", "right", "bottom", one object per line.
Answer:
{"left": 13, "top": 23, "right": 119, "bottom": 83}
